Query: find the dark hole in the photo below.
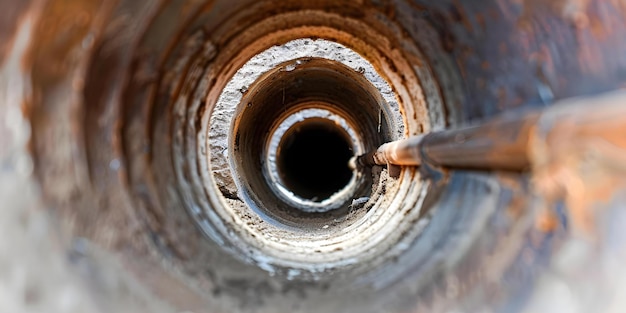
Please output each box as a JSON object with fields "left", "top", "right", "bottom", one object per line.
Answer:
{"left": 278, "top": 119, "right": 354, "bottom": 201}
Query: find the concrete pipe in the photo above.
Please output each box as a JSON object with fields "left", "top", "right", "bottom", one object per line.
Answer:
{"left": 1, "top": 1, "right": 626, "bottom": 312}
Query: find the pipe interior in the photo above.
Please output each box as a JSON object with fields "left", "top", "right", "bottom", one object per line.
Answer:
{"left": 277, "top": 117, "right": 354, "bottom": 201}
{"left": 12, "top": 0, "right": 626, "bottom": 312}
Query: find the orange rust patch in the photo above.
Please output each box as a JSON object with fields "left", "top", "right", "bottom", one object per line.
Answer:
{"left": 535, "top": 209, "right": 558, "bottom": 233}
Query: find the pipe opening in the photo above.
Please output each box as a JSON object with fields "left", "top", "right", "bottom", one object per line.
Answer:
{"left": 17, "top": 0, "right": 617, "bottom": 312}
{"left": 228, "top": 55, "right": 397, "bottom": 217}
{"left": 277, "top": 118, "right": 354, "bottom": 201}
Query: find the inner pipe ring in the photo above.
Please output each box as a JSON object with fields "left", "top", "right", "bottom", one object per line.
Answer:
{"left": 266, "top": 107, "right": 361, "bottom": 212}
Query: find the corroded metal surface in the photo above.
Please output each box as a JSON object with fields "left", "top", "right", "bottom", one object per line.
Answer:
{"left": 1, "top": 0, "right": 626, "bottom": 313}
{"left": 529, "top": 92, "right": 626, "bottom": 233}
{"left": 358, "top": 91, "right": 626, "bottom": 173}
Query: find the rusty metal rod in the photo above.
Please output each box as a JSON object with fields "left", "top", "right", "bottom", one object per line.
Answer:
{"left": 351, "top": 110, "right": 539, "bottom": 171}
{"left": 419, "top": 109, "right": 540, "bottom": 171}
{"left": 351, "top": 135, "right": 426, "bottom": 168}
{"left": 352, "top": 91, "right": 626, "bottom": 172}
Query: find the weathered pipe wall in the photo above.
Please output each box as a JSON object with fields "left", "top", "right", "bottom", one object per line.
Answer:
{"left": 1, "top": 0, "right": 626, "bottom": 313}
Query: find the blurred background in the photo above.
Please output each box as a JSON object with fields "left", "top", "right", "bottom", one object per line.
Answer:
{"left": 1, "top": 0, "right": 626, "bottom": 312}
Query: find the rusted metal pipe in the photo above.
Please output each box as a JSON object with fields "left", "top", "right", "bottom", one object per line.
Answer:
{"left": 350, "top": 135, "right": 426, "bottom": 168}
{"left": 353, "top": 92, "right": 626, "bottom": 172}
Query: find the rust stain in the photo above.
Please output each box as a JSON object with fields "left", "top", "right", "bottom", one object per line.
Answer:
{"left": 24, "top": 0, "right": 108, "bottom": 82}
{"left": 535, "top": 207, "right": 558, "bottom": 233}
{"left": 498, "top": 42, "right": 508, "bottom": 55}
{"left": 519, "top": 0, "right": 591, "bottom": 23}
{"left": 496, "top": 172, "right": 527, "bottom": 220}
{"left": 588, "top": 15, "right": 607, "bottom": 40}
{"left": 450, "top": 0, "right": 474, "bottom": 32}
{"left": 0, "top": 0, "right": 33, "bottom": 64}
{"left": 531, "top": 93, "right": 626, "bottom": 235}
{"left": 474, "top": 12, "right": 487, "bottom": 31}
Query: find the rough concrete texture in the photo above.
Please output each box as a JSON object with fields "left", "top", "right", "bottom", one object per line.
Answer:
{"left": 2, "top": 0, "right": 626, "bottom": 312}
{"left": 209, "top": 38, "right": 403, "bottom": 199}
